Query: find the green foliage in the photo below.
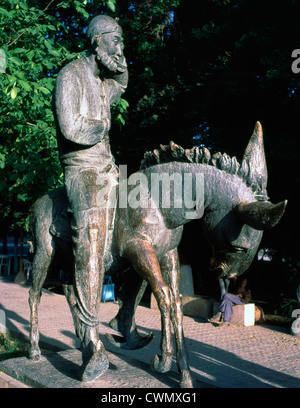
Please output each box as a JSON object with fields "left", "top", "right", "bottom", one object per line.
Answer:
{"left": 112, "top": 98, "right": 129, "bottom": 127}
{"left": 0, "top": 333, "right": 30, "bottom": 360}
{"left": 0, "top": 0, "right": 180, "bottom": 233}
{"left": 274, "top": 298, "right": 299, "bottom": 318}
{"left": 0, "top": 0, "right": 126, "bottom": 233}
{"left": 0, "top": 1, "right": 66, "bottom": 231}
{"left": 102, "top": 0, "right": 117, "bottom": 12}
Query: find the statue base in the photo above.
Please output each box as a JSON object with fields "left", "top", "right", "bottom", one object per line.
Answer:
{"left": 0, "top": 348, "right": 207, "bottom": 388}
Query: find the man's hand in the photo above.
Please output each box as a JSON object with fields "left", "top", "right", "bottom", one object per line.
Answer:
{"left": 115, "top": 55, "right": 127, "bottom": 73}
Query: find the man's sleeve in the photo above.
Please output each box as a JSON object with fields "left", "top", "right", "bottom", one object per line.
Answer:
{"left": 104, "top": 64, "right": 128, "bottom": 106}
{"left": 104, "top": 78, "right": 127, "bottom": 106}
{"left": 55, "top": 68, "right": 108, "bottom": 146}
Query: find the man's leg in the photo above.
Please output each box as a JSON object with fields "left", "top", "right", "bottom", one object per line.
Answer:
{"left": 218, "top": 293, "right": 244, "bottom": 324}
{"left": 71, "top": 206, "right": 109, "bottom": 381}
{"left": 64, "top": 167, "right": 110, "bottom": 381}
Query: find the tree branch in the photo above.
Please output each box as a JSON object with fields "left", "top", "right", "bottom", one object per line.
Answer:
{"left": 6, "top": 0, "right": 56, "bottom": 48}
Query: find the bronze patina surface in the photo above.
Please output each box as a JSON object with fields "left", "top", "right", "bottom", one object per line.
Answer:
{"left": 31, "top": 15, "right": 128, "bottom": 382}
{"left": 29, "top": 116, "right": 286, "bottom": 387}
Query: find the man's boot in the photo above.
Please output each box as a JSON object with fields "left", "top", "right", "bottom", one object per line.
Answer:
{"left": 208, "top": 312, "right": 224, "bottom": 324}
{"left": 80, "top": 327, "right": 109, "bottom": 382}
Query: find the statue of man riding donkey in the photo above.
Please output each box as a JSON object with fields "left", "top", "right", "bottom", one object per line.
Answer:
{"left": 28, "top": 15, "right": 287, "bottom": 388}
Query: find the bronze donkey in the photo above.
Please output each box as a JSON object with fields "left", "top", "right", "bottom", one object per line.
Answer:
{"left": 28, "top": 122, "right": 286, "bottom": 387}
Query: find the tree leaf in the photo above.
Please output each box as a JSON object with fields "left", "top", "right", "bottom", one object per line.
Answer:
{"left": 39, "top": 87, "right": 51, "bottom": 95}
{"left": 17, "top": 193, "right": 28, "bottom": 202}
{"left": 107, "top": 0, "right": 116, "bottom": 12}
{"left": 11, "top": 87, "right": 18, "bottom": 99}
{"left": 0, "top": 153, "right": 5, "bottom": 169}
{"left": 38, "top": 106, "right": 46, "bottom": 116}
{"left": 8, "top": 56, "right": 22, "bottom": 66}
{"left": 120, "top": 99, "right": 129, "bottom": 109}
{"left": 49, "top": 49, "right": 61, "bottom": 57}
{"left": 13, "top": 48, "right": 26, "bottom": 54}
{"left": 18, "top": 79, "right": 32, "bottom": 92}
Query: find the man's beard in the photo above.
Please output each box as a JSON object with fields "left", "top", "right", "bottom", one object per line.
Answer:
{"left": 95, "top": 46, "right": 118, "bottom": 73}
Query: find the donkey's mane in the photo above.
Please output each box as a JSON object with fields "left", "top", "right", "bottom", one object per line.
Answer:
{"left": 140, "top": 141, "right": 267, "bottom": 200}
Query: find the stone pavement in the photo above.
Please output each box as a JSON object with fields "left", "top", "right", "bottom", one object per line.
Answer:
{"left": 0, "top": 276, "right": 299, "bottom": 388}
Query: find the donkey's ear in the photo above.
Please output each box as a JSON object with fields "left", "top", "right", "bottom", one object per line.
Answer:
{"left": 240, "top": 121, "right": 268, "bottom": 197}
{"left": 236, "top": 200, "right": 287, "bottom": 230}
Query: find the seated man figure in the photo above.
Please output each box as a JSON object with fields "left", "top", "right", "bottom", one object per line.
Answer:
{"left": 209, "top": 278, "right": 251, "bottom": 326}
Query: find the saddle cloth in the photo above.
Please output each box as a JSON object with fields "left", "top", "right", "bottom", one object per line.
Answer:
{"left": 48, "top": 187, "right": 73, "bottom": 242}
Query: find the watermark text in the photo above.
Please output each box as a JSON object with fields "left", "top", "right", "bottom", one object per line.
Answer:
{"left": 291, "top": 309, "right": 300, "bottom": 335}
{"left": 95, "top": 165, "right": 205, "bottom": 220}
{"left": 291, "top": 49, "right": 300, "bottom": 73}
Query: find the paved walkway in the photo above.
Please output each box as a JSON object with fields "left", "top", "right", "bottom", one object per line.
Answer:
{"left": 0, "top": 276, "right": 299, "bottom": 388}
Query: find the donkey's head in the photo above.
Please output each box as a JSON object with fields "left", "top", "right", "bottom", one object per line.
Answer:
{"left": 202, "top": 122, "right": 287, "bottom": 279}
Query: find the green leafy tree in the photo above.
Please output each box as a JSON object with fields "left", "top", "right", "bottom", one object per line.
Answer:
{"left": 0, "top": 0, "right": 119, "bottom": 236}
{"left": 0, "top": 0, "right": 178, "bottom": 234}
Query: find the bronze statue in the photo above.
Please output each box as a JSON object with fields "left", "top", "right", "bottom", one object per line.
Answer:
{"left": 51, "top": 15, "right": 128, "bottom": 381}
{"left": 28, "top": 119, "right": 286, "bottom": 387}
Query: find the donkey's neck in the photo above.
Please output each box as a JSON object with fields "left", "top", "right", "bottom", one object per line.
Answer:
{"left": 144, "top": 162, "right": 255, "bottom": 229}
{"left": 192, "top": 163, "right": 255, "bottom": 212}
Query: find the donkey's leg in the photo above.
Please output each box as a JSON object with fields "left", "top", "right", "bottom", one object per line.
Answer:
{"left": 28, "top": 243, "right": 54, "bottom": 361}
{"left": 62, "top": 284, "right": 85, "bottom": 343}
{"left": 122, "top": 239, "right": 173, "bottom": 373}
{"left": 160, "top": 249, "right": 194, "bottom": 388}
{"left": 106, "top": 267, "right": 153, "bottom": 349}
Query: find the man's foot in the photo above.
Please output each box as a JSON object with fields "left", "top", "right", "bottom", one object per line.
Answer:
{"left": 218, "top": 321, "right": 230, "bottom": 328}
{"left": 208, "top": 312, "right": 223, "bottom": 324}
{"left": 80, "top": 341, "right": 109, "bottom": 382}
{"left": 80, "top": 328, "right": 109, "bottom": 382}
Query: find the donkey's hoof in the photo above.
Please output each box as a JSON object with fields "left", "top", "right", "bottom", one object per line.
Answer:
{"left": 150, "top": 354, "right": 172, "bottom": 373}
{"left": 105, "top": 333, "right": 126, "bottom": 347}
{"left": 180, "top": 370, "right": 195, "bottom": 388}
{"left": 29, "top": 349, "right": 41, "bottom": 361}
{"left": 109, "top": 316, "right": 120, "bottom": 332}
{"left": 105, "top": 332, "right": 153, "bottom": 350}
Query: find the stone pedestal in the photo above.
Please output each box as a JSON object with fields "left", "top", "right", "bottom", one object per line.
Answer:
{"left": 0, "top": 349, "right": 183, "bottom": 389}
{"left": 151, "top": 263, "right": 217, "bottom": 319}
{"left": 150, "top": 293, "right": 214, "bottom": 319}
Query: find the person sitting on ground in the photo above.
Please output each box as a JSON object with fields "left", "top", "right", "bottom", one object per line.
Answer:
{"left": 208, "top": 277, "right": 251, "bottom": 326}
